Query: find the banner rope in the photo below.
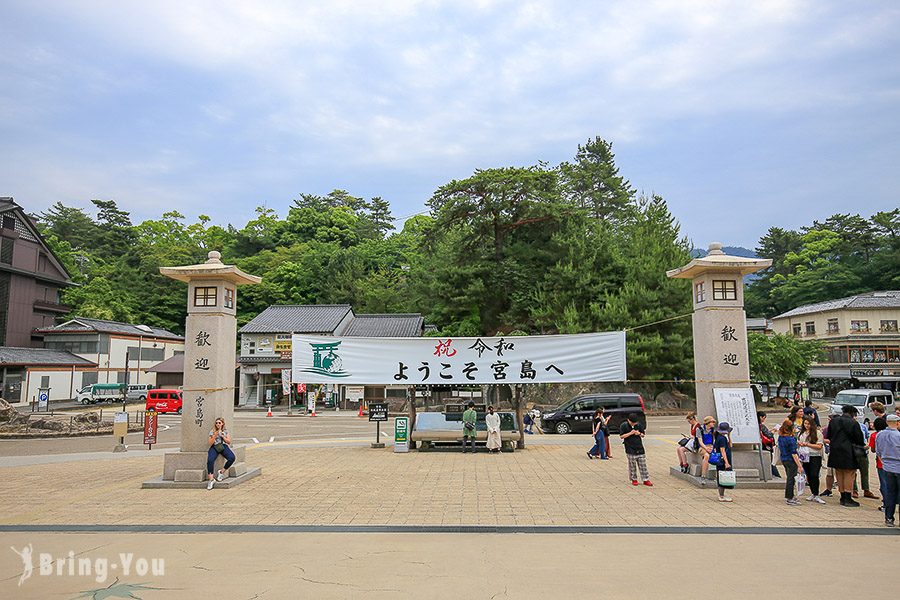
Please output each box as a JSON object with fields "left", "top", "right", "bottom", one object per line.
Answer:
{"left": 623, "top": 312, "right": 692, "bottom": 332}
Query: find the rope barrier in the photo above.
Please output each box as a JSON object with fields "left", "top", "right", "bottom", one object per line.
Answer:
{"left": 623, "top": 312, "right": 693, "bottom": 332}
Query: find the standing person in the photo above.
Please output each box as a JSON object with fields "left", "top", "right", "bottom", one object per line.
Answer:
{"left": 827, "top": 404, "right": 866, "bottom": 507}
{"left": 803, "top": 399, "right": 821, "bottom": 427}
{"left": 485, "top": 405, "right": 502, "bottom": 453}
{"left": 523, "top": 411, "right": 534, "bottom": 434}
{"left": 798, "top": 416, "right": 825, "bottom": 504}
{"left": 206, "top": 417, "right": 235, "bottom": 490}
{"left": 875, "top": 414, "right": 900, "bottom": 527}
{"left": 587, "top": 408, "right": 609, "bottom": 460}
{"left": 676, "top": 412, "right": 700, "bottom": 472}
{"left": 713, "top": 422, "right": 734, "bottom": 503}
{"left": 619, "top": 413, "right": 652, "bottom": 486}
{"left": 778, "top": 419, "right": 805, "bottom": 505}
{"left": 697, "top": 416, "right": 717, "bottom": 480}
{"left": 759, "top": 412, "right": 780, "bottom": 479}
{"left": 462, "top": 401, "right": 477, "bottom": 453}
{"left": 870, "top": 415, "right": 888, "bottom": 512}
{"left": 789, "top": 406, "right": 804, "bottom": 434}
{"left": 821, "top": 414, "right": 836, "bottom": 497}
{"left": 852, "top": 419, "right": 876, "bottom": 499}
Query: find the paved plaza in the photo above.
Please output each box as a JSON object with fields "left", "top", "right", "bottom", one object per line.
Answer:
{"left": 0, "top": 432, "right": 888, "bottom": 529}
{"left": 2, "top": 420, "right": 895, "bottom": 599}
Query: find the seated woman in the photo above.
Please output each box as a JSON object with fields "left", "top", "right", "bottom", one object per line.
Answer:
{"left": 207, "top": 417, "right": 236, "bottom": 490}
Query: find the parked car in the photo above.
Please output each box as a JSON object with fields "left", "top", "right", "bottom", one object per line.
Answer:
{"left": 126, "top": 384, "right": 153, "bottom": 401}
{"left": 540, "top": 393, "right": 646, "bottom": 435}
{"left": 76, "top": 383, "right": 125, "bottom": 405}
{"left": 828, "top": 389, "right": 895, "bottom": 423}
{"left": 146, "top": 389, "right": 182, "bottom": 414}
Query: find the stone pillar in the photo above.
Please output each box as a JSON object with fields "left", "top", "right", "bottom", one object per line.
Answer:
{"left": 667, "top": 243, "right": 772, "bottom": 418}
{"left": 143, "top": 251, "right": 262, "bottom": 489}
{"left": 667, "top": 243, "right": 775, "bottom": 485}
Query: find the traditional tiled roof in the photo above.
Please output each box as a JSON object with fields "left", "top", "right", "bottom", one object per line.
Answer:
{"left": 774, "top": 291, "right": 900, "bottom": 319}
{"left": 239, "top": 305, "right": 353, "bottom": 334}
{"left": 343, "top": 314, "right": 424, "bottom": 337}
{"left": 0, "top": 346, "right": 96, "bottom": 367}
{"left": 35, "top": 317, "right": 183, "bottom": 341}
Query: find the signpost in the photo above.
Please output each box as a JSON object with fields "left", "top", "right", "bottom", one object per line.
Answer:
{"left": 37, "top": 388, "right": 50, "bottom": 411}
{"left": 369, "top": 402, "right": 387, "bottom": 448}
{"left": 394, "top": 416, "right": 409, "bottom": 453}
{"left": 113, "top": 411, "right": 128, "bottom": 452}
{"left": 143, "top": 408, "right": 158, "bottom": 449}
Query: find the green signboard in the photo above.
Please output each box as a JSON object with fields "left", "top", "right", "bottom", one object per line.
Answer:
{"left": 394, "top": 416, "right": 409, "bottom": 453}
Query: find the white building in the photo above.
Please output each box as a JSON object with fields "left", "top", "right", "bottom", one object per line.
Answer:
{"left": 34, "top": 317, "right": 185, "bottom": 390}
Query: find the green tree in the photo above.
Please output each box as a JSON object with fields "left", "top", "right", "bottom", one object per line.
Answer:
{"left": 748, "top": 332, "right": 823, "bottom": 397}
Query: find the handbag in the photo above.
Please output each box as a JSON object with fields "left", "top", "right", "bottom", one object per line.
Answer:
{"left": 213, "top": 442, "right": 226, "bottom": 453}
{"left": 796, "top": 472, "right": 807, "bottom": 495}
{"left": 797, "top": 446, "right": 810, "bottom": 462}
{"left": 717, "top": 469, "right": 736, "bottom": 488}
{"left": 708, "top": 451, "right": 722, "bottom": 465}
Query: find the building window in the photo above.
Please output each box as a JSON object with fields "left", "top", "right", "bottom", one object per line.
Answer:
{"left": 805, "top": 322, "right": 816, "bottom": 335}
{"left": 193, "top": 286, "right": 217, "bottom": 307}
{"left": 850, "top": 320, "right": 869, "bottom": 333}
{"left": 224, "top": 287, "right": 235, "bottom": 309}
{"left": 0, "top": 238, "right": 13, "bottom": 265}
{"left": 792, "top": 323, "right": 802, "bottom": 337}
{"left": 2, "top": 216, "right": 14, "bottom": 230}
{"left": 712, "top": 280, "right": 737, "bottom": 301}
{"left": 695, "top": 282, "right": 705, "bottom": 303}
{"left": 881, "top": 320, "right": 899, "bottom": 333}
{"left": 827, "top": 318, "right": 839, "bottom": 334}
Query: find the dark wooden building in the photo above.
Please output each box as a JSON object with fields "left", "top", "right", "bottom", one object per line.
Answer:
{"left": 0, "top": 198, "right": 73, "bottom": 347}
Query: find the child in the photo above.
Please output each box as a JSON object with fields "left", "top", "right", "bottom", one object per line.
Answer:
{"left": 619, "top": 413, "right": 652, "bottom": 486}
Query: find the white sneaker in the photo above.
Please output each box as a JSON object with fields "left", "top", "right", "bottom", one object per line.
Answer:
{"left": 813, "top": 496, "right": 826, "bottom": 504}
{"left": 216, "top": 470, "right": 225, "bottom": 482}
{"left": 786, "top": 498, "right": 800, "bottom": 505}
{"left": 207, "top": 479, "right": 215, "bottom": 490}
{"left": 718, "top": 496, "right": 733, "bottom": 502}
{"left": 806, "top": 495, "right": 816, "bottom": 502}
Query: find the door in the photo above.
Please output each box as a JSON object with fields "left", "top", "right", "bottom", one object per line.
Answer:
{"left": 569, "top": 398, "right": 597, "bottom": 433}
{"left": 597, "top": 397, "right": 623, "bottom": 430}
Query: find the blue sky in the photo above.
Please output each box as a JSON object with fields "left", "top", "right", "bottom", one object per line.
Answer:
{"left": 1, "top": 1, "right": 898, "bottom": 248}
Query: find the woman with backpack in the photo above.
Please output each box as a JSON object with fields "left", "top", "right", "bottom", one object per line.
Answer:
{"left": 713, "top": 422, "right": 734, "bottom": 502}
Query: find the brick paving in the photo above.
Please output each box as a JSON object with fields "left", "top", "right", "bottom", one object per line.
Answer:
{"left": 0, "top": 438, "right": 885, "bottom": 529}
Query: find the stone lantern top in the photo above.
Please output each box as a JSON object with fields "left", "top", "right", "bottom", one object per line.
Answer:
{"left": 666, "top": 242, "right": 772, "bottom": 280}
{"left": 159, "top": 251, "right": 262, "bottom": 285}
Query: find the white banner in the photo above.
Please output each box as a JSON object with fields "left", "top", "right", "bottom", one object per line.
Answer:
{"left": 281, "top": 369, "right": 292, "bottom": 395}
{"left": 291, "top": 332, "right": 626, "bottom": 385}
{"left": 713, "top": 388, "right": 760, "bottom": 444}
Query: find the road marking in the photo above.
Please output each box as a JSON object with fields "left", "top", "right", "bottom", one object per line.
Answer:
{"left": 251, "top": 437, "right": 259, "bottom": 444}
{"left": 268, "top": 436, "right": 275, "bottom": 443}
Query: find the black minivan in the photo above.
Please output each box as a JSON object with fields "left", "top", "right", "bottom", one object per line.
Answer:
{"left": 539, "top": 393, "right": 646, "bottom": 435}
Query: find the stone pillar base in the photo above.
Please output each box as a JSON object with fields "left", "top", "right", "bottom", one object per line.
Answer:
{"left": 670, "top": 447, "right": 783, "bottom": 489}
{"left": 141, "top": 446, "right": 261, "bottom": 489}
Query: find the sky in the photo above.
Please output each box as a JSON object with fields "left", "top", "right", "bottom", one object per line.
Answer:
{"left": 1, "top": 0, "right": 898, "bottom": 249}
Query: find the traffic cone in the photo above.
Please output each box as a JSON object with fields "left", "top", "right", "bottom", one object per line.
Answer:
{"left": 358, "top": 405, "right": 364, "bottom": 418}
{"left": 311, "top": 406, "right": 317, "bottom": 417}
{"left": 266, "top": 405, "right": 273, "bottom": 417}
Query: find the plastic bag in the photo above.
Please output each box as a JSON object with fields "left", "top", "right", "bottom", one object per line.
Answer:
{"left": 796, "top": 472, "right": 807, "bottom": 496}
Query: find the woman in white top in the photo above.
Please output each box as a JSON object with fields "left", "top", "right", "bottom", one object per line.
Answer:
{"left": 485, "top": 406, "right": 502, "bottom": 453}
{"left": 798, "top": 416, "right": 825, "bottom": 504}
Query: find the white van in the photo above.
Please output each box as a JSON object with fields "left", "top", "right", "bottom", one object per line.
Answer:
{"left": 76, "top": 384, "right": 125, "bottom": 405}
{"left": 126, "top": 384, "right": 152, "bottom": 401}
{"left": 828, "top": 389, "right": 895, "bottom": 423}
